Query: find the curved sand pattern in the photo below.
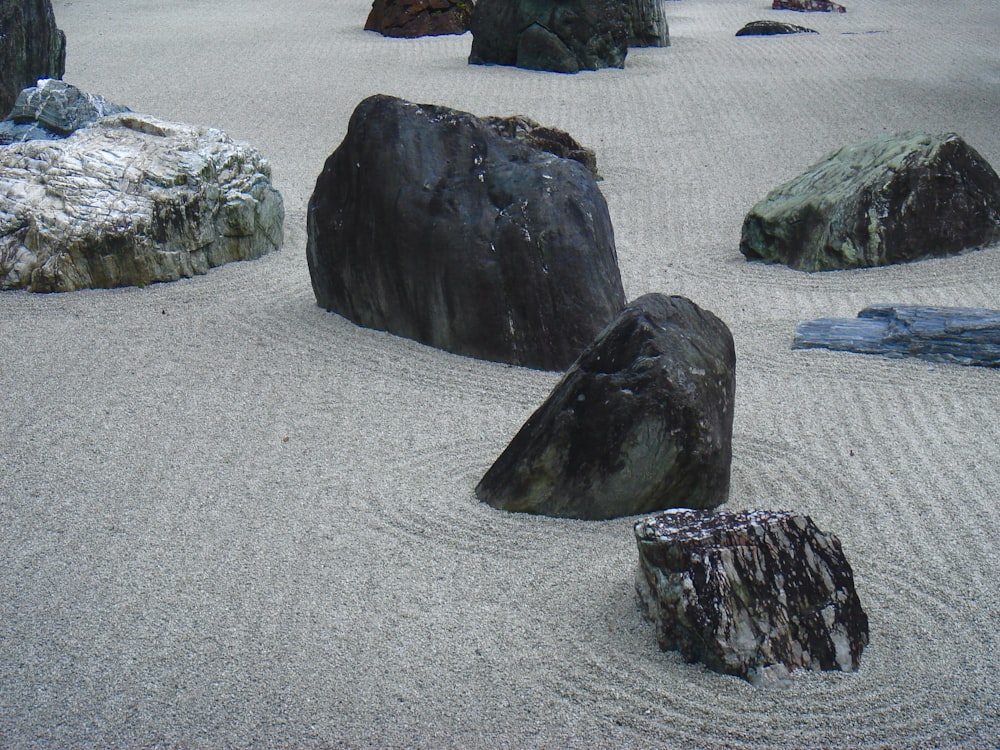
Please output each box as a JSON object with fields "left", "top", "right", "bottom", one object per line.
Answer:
{"left": 2, "top": 0, "right": 998, "bottom": 746}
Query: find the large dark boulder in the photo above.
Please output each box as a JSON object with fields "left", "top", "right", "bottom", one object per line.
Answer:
{"left": 0, "top": 79, "right": 130, "bottom": 144}
{"left": 476, "top": 294, "right": 735, "bottom": 520}
{"left": 740, "top": 132, "right": 1000, "bottom": 271}
{"left": 468, "top": 0, "right": 630, "bottom": 73}
{"left": 306, "top": 94, "right": 625, "bottom": 370}
{"left": 0, "top": 0, "right": 66, "bottom": 115}
{"left": 794, "top": 304, "right": 1000, "bottom": 368}
{"left": 635, "top": 509, "right": 869, "bottom": 685}
{"left": 364, "top": 0, "right": 473, "bottom": 37}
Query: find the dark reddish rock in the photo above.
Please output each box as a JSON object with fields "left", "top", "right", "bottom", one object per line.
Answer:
{"left": 736, "top": 20, "right": 818, "bottom": 36}
{"left": 740, "top": 131, "right": 1000, "bottom": 271}
{"left": 476, "top": 294, "right": 735, "bottom": 520}
{"left": 306, "top": 95, "right": 625, "bottom": 370}
{"left": 793, "top": 305, "right": 1000, "bottom": 368}
{"left": 0, "top": 0, "right": 67, "bottom": 115}
{"left": 484, "top": 114, "right": 599, "bottom": 177}
{"left": 773, "top": 0, "right": 846, "bottom": 11}
{"left": 635, "top": 508, "right": 869, "bottom": 685}
{"left": 365, "top": 0, "right": 473, "bottom": 38}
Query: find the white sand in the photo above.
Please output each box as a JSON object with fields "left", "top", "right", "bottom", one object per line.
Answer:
{"left": 2, "top": 0, "right": 998, "bottom": 746}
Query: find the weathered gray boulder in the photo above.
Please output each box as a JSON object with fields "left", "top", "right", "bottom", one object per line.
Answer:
{"left": 736, "top": 20, "right": 817, "bottom": 36}
{"left": 740, "top": 132, "right": 1000, "bottom": 271}
{"left": 0, "top": 113, "right": 284, "bottom": 292}
{"left": 628, "top": 0, "right": 670, "bottom": 47}
{"left": 794, "top": 304, "right": 1000, "bottom": 367}
{"left": 0, "top": 79, "right": 130, "bottom": 144}
{"left": 476, "top": 294, "right": 735, "bottom": 520}
{"left": 0, "top": 0, "right": 66, "bottom": 115}
{"left": 364, "top": 0, "right": 473, "bottom": 37}
{"left": 468, "top": 0, "right": 630, "bottom": 73}
{"left": 306, "top": 94, "right": 625, "bottom": 371}
{"left": 773, "top": 0, "right": 845, "bottom": 11}
{"left": 635, "top": 509, "right": 869, "bottom": 685}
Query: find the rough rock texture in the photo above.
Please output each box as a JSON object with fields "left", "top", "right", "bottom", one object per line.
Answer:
{"left": 0, "top": 79, "right": 130, "bottom": 144}
{"left": 794, "top": 304, "right": 1000, "bottom": 367}
{"left": 476, "top": 294, "right": 735, "bottom": 520}
{"left": 736, "top": 20, "right": 818, "bottom": 36}
{"left": 468, "top": 0, "right": 630, "bottom": 73}
{"left": 635, "top": 509, "right": 869, "bottom": 685}
{"left": 740, "top": 131, "right": 1000, "bottom": 271}
{"left": 773, "top": 0, "right": 845, "bottom": 12}
{"left": 0, "top": 113, "right": 284, "bottom": 292}
{"left": 364, "top": 0, "right": 473, "bottom": 37}
{"left": 307, "top": 94, "right": 625, "bottom": 370}
{"left": 628, "top": 0, "right": 670, "bottom": 47}
{"left": 484, "top": 114, "right": 599, "bottom": 177}
{"left": 0, "top": 0, "right": 66, "bottom": 115}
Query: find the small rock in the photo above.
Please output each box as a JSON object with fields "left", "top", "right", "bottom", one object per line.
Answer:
{"left": 364, "top": 0, "right": 473, "bottom": 38}
{"left": 794, "top": 304, "right": 1000, "bottom": 367}
{"left": 773, "top": 0, "right": 846, "bottom": 12}
{"left": 736, "top": 20, "right": 818, "bottom": 36}
{"left": 635, "top": 508, "right": 869, "bottom": 684}
{"left": 0, "top": 79, "right": 130, "bottom": 143}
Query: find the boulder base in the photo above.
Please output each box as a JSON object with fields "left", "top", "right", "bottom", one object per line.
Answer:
{"left": 307, "top": 94, "right": 625, "bottom": 370}
{"left": 0, "top": 113, "right": 284, "bottom": 292}
{"left": 635, "top": 509, "right": 869, "bottom": 685}
{"left": 476, "top": 294, "right": 735, "bottom": 520}
{"left": 740, "top": 131, "right": 1000, "bottom": 271}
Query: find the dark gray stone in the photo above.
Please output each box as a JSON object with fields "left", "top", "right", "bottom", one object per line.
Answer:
{"left": 635, "top": 508, "right": 869, "bottom": 685}
{"left": 476, "top": 294, "right": 735, "bottom": 520}
{"left": 628, "top": 0, "right": 670, "bottom": 47}
{"left": 0, "top": 79, "right": 130, "bottom": 144}
{"left": 793, "top": 304, "right": 1000, "bottom": 367}
{"left": 468, "top": 0, "right": 630, "bottom": 73}
{"left": 736, "top": 20, "right": 818, "bottom": 36}
{"left": 740, "top": 132, "right": 1000, "bottom": 271}
{"left": 0, "top": 0, "right": 66, "bottom": 115}
{"left": 306, "top": 94, "right": 625, "bottom": 371}
{"left": 0, "top": 113, "right": 284, "bottom": 292}
{"left": 773, "top": 0, "right": 845, "bottom": 11}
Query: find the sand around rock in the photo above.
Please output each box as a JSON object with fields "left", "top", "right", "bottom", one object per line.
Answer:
{"left": 1, "top": 0, "right": 998, "bottom": 747}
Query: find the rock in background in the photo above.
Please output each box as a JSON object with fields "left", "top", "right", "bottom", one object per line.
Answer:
{"left": 0, "top": 112, "right": 284, "bottom": 292}
{"left": 0, "top": 0, "right": 66, "bottom": 115}
{"left": 635, "top": 509, "right": 869, "bottom": 685}
{"left": 476, "top": 294, "right": 735, "bottom": 520}
{"left": 740, "top": 131, "right": 1000, "bottom": 271}
{"left": 794, "top": 304, "right": 1000, "bottom": 367}
{"left": 364, "top": 0, "right": 473, "bottom": 38}
{"left": 736, "top": 20, "right": 817, "bottom": 36}
{"left": 773, "top": 0, "right": 845, "bottom": 12}
{"left": 628, "top": 0, "right": 670, "bottom": 48}
{"left": 0, "top": 79, "right": 130, "bottom": 144}
{"left": 306, "top": 94, "right": 625, "bottom": 371}
{"left": 468, "top": 0, "right": 630, "bottom": 73}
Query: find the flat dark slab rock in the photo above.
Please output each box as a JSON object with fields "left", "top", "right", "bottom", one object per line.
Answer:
{"left": 736, "top": 20, "right": 818, "bottom": 36}
{"left": 793, "top": 305, "right": 1000, "bottom": 367}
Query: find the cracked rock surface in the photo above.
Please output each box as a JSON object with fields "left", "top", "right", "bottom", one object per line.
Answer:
{"left": 0, "top": 112, "right": 284, "bottom": 291}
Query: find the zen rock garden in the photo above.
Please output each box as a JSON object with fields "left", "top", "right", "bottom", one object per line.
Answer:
{"left": 11, "top": 0, "right": 1000, "bottom": 688}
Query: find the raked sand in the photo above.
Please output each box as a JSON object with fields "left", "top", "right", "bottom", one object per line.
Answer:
{"left": 2, "top": 0, "right": 999, "bottom": 746}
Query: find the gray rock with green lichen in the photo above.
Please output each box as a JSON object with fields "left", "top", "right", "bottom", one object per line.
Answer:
{"left": 0, "top": 112, "right": 284, "bottom": 292}
{"left": 740, "top": 131, "right": 1000, "bottom": 271}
